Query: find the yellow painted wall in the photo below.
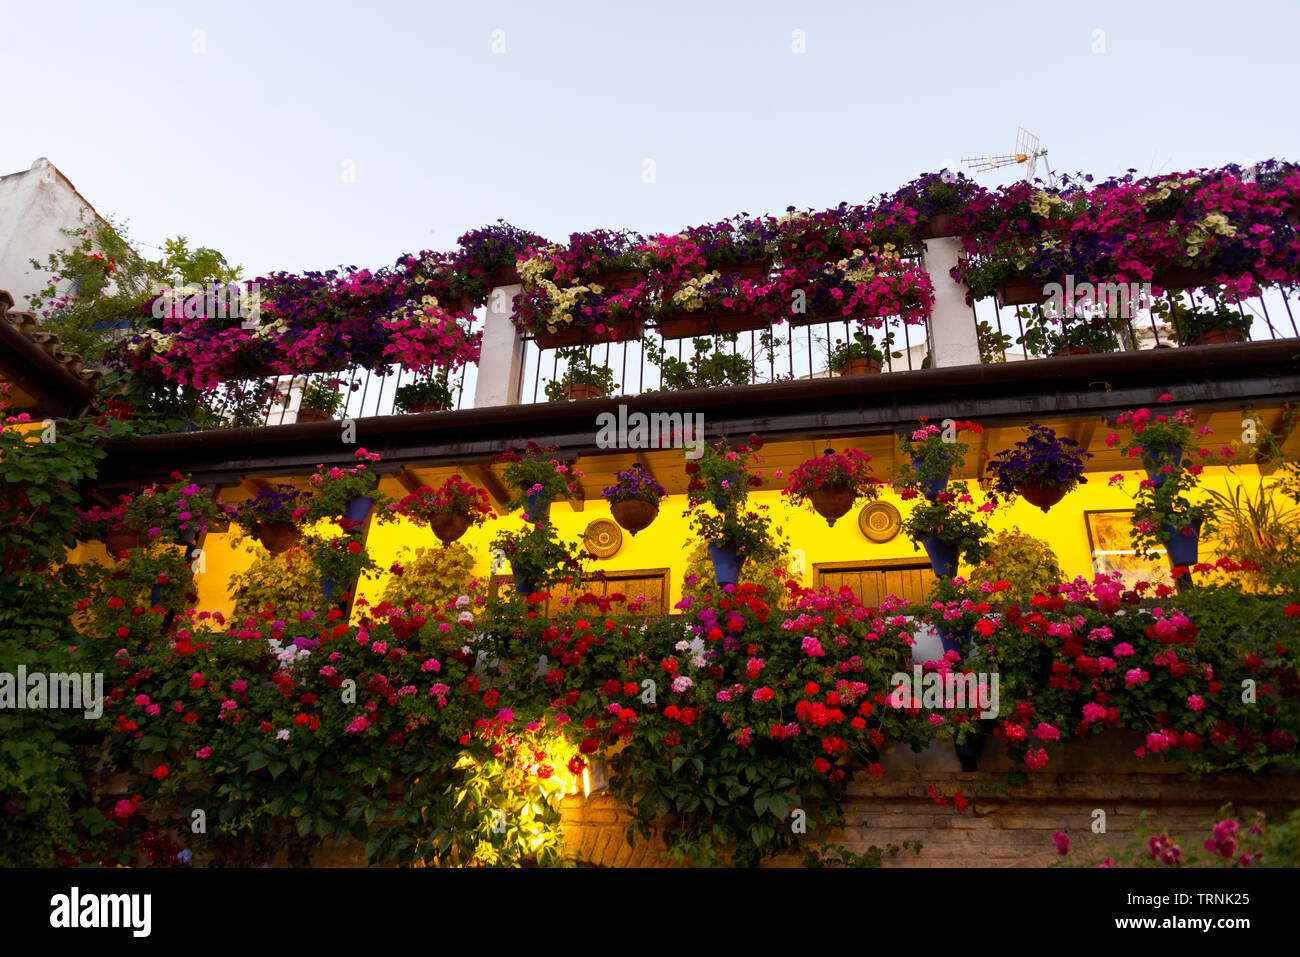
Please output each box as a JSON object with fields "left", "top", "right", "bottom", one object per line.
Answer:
{"left": 138, "top": 462, "right": 1263, "bottom": 618}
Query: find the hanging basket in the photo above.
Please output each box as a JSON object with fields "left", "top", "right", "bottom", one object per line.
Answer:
{"left": 430, "top": 511, "right": 472, "bottom": 544}
{"left": 258, "top": 523, "right": 301, "bottom": 554}
{"left": 610, "top": 498, "right": 659, "bottom": 535}
{"left": 809, "top": 487, "right": 858, "bottom": 526}
{"left": 1015, "top": 480, "right": 1066, "bottom": 512}
{"left": 104, "top": 531, "right": 142, "bottom": 555}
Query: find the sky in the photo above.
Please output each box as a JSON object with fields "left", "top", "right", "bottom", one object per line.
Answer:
{"left": 2, "top": 0, "right": 1298, "bottom": 279}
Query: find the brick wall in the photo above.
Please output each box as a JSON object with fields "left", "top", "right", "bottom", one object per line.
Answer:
{"left": 554, "top": 734, "right": 1298, "bottom": 868}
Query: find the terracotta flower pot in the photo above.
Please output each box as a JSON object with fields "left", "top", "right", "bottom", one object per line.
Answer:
{"left": 658, "top": 310, "right": 769, "bottom": 340}
{"left": 590, "top": 269, "right": 644, "bottom": 292}
{"left": 406, "top": 400, "right": 448, "bottom": 414}
{"left": 1015, "top": 480, "right": 1066, "bottom": 513}
{"left": 610, "top": 498, "right": 659, "bottom": 535}
{"left": 1152, "top": 267, "right": 1215, "bottom": 293}
{"left": 297, "top": 407, "right": 332, "bottom": 423}
{"left": 809, "top": 486, "right": 858, "bottom": 526}
{"left": 1184, "top": 327, "right": 1245, "bottom": 346}
{"left": 1051, "top": 346, "right": 1093, "bottom": 357}
{"left": 430, "top": 511, "right": 472, "bottom": 544}
{"left": 258, "top": 523, "right": 301, "bottom": 554}
{"left": 837, "top": 357, "right": 882, "bottom": 376}
{"left": 565, "top": 383, "right": 606, "bottom": 400}
{"left": 104, "top": 531, "right": 142, "bottom": 555}
{"left": 920, "top": 212, "right": 954, "bottom": 239}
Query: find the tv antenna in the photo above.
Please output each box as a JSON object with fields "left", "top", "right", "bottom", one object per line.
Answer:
{"left": 964, "top": 127, "right": 1055, "bottom": 187}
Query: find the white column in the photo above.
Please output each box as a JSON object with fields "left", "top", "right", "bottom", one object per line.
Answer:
{"left": 921, "top": 235, "right": 981, "bottom": 368}
{"left": 473, "top": 283, "right": 525, "bottom": 407}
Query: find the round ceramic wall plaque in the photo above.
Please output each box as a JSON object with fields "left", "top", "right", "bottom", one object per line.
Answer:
{"left": 859, "top": 502, "right": 901, "bottom": 543}
{"left": 584, "top": 519, "right": 623, "bottom": 559}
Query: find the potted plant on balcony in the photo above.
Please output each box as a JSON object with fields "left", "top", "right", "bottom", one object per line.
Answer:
{"left": 828, "top": 330, "right": 898, "bottom": 376}
{"left": 493, "top": 442, "right": 582, "bottom": 522}
{"left": 228, "top": 484, "right": 314, "bottom": 554}
{"left": 121, "top": 474, "right": 226, "bottom": 548}
{"left": 684, "top": 435, "right": 772, "bottom": 584}
{"left": 1155, "top": 299, "right": 1253, "bottom": 346}
{"left": 1017, "top": 308, "right": 1122, "bottom": 357}
{"left": 784, "top": 447, "right": 880, "bottom": 526}
{"left": 602, "top": 465, "right": 666, "bottom": 535}
{"left": 298, "top": 376, "right": 346, "bottom": 422}
{"left": 987, "top": 425, "right": 1092, "bottom": 512}
{"left": 390, "top": 476, "right": 495, "bottom": 545}
{"left": 543, "top": 346, "right": 618, "bottom": 401}
{"left": 393, "top": 369, "right": 456, "bottom": 414}
{"left": 644, "top": 334, "right": 759, "bottom": 391}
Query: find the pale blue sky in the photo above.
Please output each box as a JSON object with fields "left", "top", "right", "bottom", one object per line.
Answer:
{"left": 3, "top": 0, "right": 1297, "bottom": 278}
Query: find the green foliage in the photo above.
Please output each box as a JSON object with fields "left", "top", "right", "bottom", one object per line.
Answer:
{"left": 228, "top": 539, "right": 334, "bottom": 623}
{"left": 1062, "top": 804, "right": 1300, "bottom": 868}
{"left": 26, "top": 211, "right": 240, "bottom": 363}
{"left": 379, "top": 544, "right": 479, "bottom": 612}
{"left": 681, "top": 540, "right": 795, "bottom": 608}
{"left": 645, "top": 334, "right": 758, "bottom": 390}
{"left": 393, "top": 370, "right": 455, "bottom": 413}
{"left": 802, "top": 840, "right": 923, "bottom": 867}
{"left": 967, "top": 529, "right": 1065, "bottom": 603}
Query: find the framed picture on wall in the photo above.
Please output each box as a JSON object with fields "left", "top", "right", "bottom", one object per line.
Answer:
{"left": 1083, "top": 509, "right": 1171, "bottom": 587}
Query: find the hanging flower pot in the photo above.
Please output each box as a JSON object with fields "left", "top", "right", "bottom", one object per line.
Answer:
{"left": 104, "top": 530, "right": 142, "bottom": 555}
{"left": 1015, "top": 480, "right": 1066, "bottom": 512}
{"left": 1162, "top": 521, "right": 1202, "bottom": 567}
{"left": 344, "top": 495, "right": 376, "bottom": 523}
{"left": 523, "top": 489, "right": 552, "bottom": 523}
{"left": 1140, "top": 442, "right": 1184, "bottom": 487}
{"left": 430, "top": 511, "right": 472, "bottom": 544}
{"left": 921, "top": 537, "right": 959, "bottom": 578}
{"left": 258, "top": 523, "right": 301, "bottom": 554}
{"left": 809, "top": 486, "right": 858, "bottom": 526}
{"left": 913, "top": 456, "right": 952, "bottom": 498}
{"left": 508, "top": 558, "right": 536, "bottom": 598}
{"left": 610, "top": 499, "right": 658, "bottom": 535}
{"left": 707, "top": 542, "right": 745, "bottom": 586}
{"left": 321, "top": 578, "right": 336, "bottom": 600}
{"left": 711, "top": 471, "right": 746, "bottom": 511}
{"left": 838, "top": 357, "right": 881, "bottom": 376}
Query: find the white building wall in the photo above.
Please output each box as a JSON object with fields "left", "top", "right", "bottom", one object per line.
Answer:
{"left": 0, "top": 158, "right": 99, "bottom": 313}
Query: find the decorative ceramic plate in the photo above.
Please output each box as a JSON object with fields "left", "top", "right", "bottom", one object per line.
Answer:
{"left": 584, "top": 519, "right": 623, "bottom": 559}
{"left": 859, "top": 502, "right": 901, "bottom": 543}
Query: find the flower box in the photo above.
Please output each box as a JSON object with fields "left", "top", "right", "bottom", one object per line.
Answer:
{"left": 996, "top": 277, "right": 1049, "bottom": 306}
{"left": 534, "top": 316, "right": 643, "bottom": 349}
{"left": 1152, "top": 267, "right": 1217, "bottom": 293}
{"left": 658, "top": 310, "right": 770, "bottom": 340}
{"left": 490, "top": 263, "right": 521, "bottom": 287}
{"left": 590, "top": 268, "right": 644, "bottom": 292}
